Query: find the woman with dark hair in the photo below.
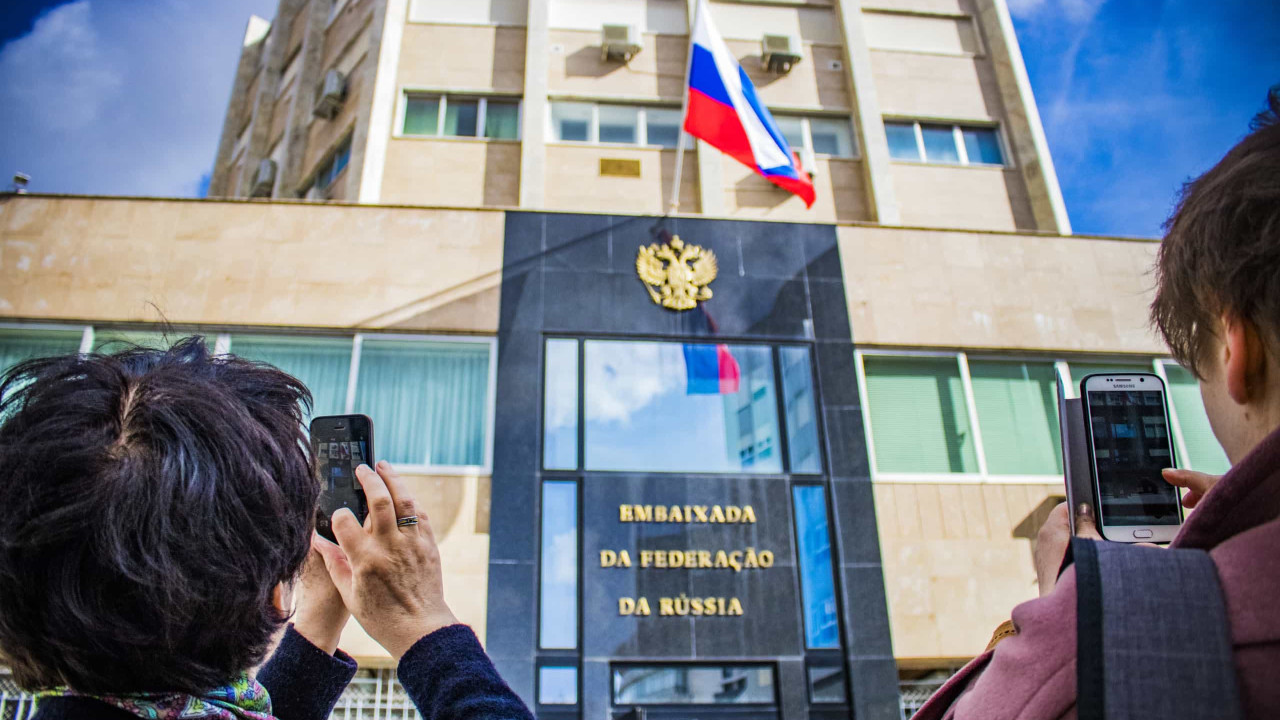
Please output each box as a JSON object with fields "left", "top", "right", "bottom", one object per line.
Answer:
{"left": 0, "top": 338, "right": 532, "bottom": 720}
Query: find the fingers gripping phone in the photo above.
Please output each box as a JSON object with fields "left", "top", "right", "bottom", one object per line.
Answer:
{"left": 1080, "top": 373, "right": 1184, "bottom": 543}
{"left": 310, "top": 414, "right": 373, "bottom": 543}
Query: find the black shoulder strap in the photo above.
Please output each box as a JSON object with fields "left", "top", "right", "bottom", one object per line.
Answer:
{"left": 1074, "top": 538, "right": 1243, "bottom": 720}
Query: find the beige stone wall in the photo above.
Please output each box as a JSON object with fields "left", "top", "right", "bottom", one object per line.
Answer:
{"left": 544, "top": 145, "right": 700, "bottom": 214}
{"left": 0, "top": 196, "right": 503, "bottom": 333}
{"left": 731, "top": 40, "right": 851, "bottom": 111}
{"left": 876, "top": 481, "right": 1060, "bottom": 661}
{"left": 338, "top": 473, "right": 491, "bottom": 662}
{"left": 397, "top": 25, "right": 526, "bottom": 93}
{"left": 269, "top": 89, "right": 294, "bottom": 148}
{"left": 322, "top": 0, "right": 374, "bottom": 70}
{"left": 862, "top": 0, "right": 972, "bottom": 14}
{"left": 548, "top": 30, "right": 687, "bottom": 101}
{"left": 380, "top": 139, "right": 521, "bottom": 208}
{"left": 723, "top": 157, "right": 870, "bottom": 223}
{"left": 889, "top": 163, "right": 1035, "bottom": 231}
{"left": 287, "top": 1, "right": 311, "bottom": 59}
{"left": 838, "top": 225, "right": 1166, "bottom": 354}
{"left": 872, "top": 51, "right": 1003, "bottom": 121}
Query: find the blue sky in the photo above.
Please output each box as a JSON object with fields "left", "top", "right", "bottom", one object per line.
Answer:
{"left": 0, "top": 1, "right": 1276, "bottom": 237}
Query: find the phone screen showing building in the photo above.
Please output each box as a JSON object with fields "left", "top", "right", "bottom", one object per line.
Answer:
{"left": 313, "top": 435, "right": 366, "bottom": 518}
{"left": 1087, "top": 390, "right": 1181, "bottom": 526}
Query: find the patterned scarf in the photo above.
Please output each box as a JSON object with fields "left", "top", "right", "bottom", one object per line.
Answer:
{"left": 35, "top": 673, "right": 276, "bottom": 720}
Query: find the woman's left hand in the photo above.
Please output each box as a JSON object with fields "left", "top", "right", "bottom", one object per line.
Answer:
{"left": 292, "top": 543, "right": 351, "bottom": 655}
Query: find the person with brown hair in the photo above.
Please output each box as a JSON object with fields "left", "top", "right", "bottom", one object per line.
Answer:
{"left": 913, "top": 86, "right": 1280, "bottom": 719}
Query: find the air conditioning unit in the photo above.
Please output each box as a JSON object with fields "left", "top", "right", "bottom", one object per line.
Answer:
{"left": 313, "top": 69, "right": 347, "bottom": 119}
{"left": 250, "top": 159, "right": 277, "bottom": 198}
{"left": 761, "top": 34, "right": 802, "bottom": 74}
{"left": 601, "top": 24, "right": 642, "bottom": 62}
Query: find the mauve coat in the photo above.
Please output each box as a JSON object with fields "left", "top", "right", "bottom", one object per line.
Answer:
{"left": 912, "top": 426, "right": 1280, "bottom": 720}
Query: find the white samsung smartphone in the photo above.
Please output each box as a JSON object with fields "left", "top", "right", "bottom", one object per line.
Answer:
{"left": 1080, "top": 373, "right": 1184, "bottom": 543}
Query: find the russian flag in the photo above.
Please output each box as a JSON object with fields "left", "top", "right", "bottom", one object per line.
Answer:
{"left": 683, "top": 0, "right": 816, "bottom": 207}
{"left": 683, "top": 343, "right": 741, "bottom": 395}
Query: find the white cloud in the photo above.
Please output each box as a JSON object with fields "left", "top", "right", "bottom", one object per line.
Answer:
{"left": 0, "top": 0, "right": 278, "bottom": 197}
{"left": 1007, "top": 0, "right": 1105, "bottom": 23}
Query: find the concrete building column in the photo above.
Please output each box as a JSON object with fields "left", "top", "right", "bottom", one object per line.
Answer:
{"left": 519, "top": 0, "right": 551, "bottom": 209}
{"left": 688, "top": 0, "right": 724, "bottom": 216}
{"left": 357, "top": 0, "right": 409, "bottom": 203}
{"left": 208, "top": 17, "right": 271, "bottom": 198}
{"left": 835, "top": 0, "right": 900, "bottom": 225}
{"left": 976, "top": 0, "right": 1072, "bottom": 234}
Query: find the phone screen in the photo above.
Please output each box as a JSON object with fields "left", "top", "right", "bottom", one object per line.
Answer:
{"left": 310, "top": 415, "right": 372, "bottom": 542}
{"left": 1085, "top": 388, "right": 1181, "bottom": 526}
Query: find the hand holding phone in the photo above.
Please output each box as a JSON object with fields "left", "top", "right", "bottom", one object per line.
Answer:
{"left": 310, "top": 414, "right": 373, "bottom": 542}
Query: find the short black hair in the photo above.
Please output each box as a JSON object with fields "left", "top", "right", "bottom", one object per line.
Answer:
{"left": 0, "top": 337, "right": 317, "bottom": 693}
{"left": 1152, "top": 85, "right": 1280, "bottom": 376}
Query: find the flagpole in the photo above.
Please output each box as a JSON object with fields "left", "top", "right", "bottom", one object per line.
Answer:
{"left": 668, "top": 0, "right": 701, "bottom": 215}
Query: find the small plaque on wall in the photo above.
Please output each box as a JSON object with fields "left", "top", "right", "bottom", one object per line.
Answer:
{"left": 599, "top": 158, "right": 642, "bottom": 178}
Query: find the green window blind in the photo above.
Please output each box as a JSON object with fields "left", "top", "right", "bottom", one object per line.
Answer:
{"left": 969, "top": 360, "right": 1063, "bottom": 475}
{"left": 0, "top": 328, "right": 83, "bottom": 375}
{"left": 92, "top": 330, "right": 175, "bottom": 352}
{"left": 1164, "top": 365, "right": 1230, "bottom": 474}
{"left": 228, "top": 335, "right": 352, "bottom": 420}
{"left": 354, "top": 339, "right": 489, "bottom": 467}
{"left": 864, "top": 356, "right": 977, "bottom": 474}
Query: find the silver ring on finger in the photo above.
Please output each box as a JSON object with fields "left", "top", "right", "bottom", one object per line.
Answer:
{"left": 396, "top": 515, "right": 419, "bottom": 528}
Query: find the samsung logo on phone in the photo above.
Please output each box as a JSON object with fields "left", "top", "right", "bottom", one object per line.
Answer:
{"left": 1114, "top": 383, "right": 1137, "bottom": 388}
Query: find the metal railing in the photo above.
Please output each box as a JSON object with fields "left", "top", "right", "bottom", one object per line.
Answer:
{"left": 898, "top": 676, "right": 954, "bottom": 720}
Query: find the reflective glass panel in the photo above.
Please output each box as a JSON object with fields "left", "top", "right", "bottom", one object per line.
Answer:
{"left": 809, "top": 117, "right": 854, "bottom": 157}
{"left": 807, "top": 664, "right": 846, "bottom": 704}
{"left": 794, "top": 485, "right": 839, "bottom": 648}
{"left": 920, "top": 124, "right": 961, "bottom": 164}
{"left": 598, "top": 105, "right": 639, "bottom": 144}
{"left": 1163, "top": 364, "right": 1230, "bottom": 474}
{"left": 539, "top": 666, "right": 578, "bottom": 705}
{"left": 613, "top": 665, "right": 776, "bottom": 705}
{"left": 403, "top": 96, "right": 440, "bottom": 136}
{"left": 230, "top": 335, "right": 352, "bottom": 420}
{"left": 443, "top": 98, "right": 479, "bottom": 137}
{"left": 773, "top": 115, "right": 806, "bottom": 154}
{"left": 645, "top": 107, "right": 682, "bottom": 148}
{"left": 961, "top": 126, "right": 1003, "bottom": 165}
{"left": 885, "top": 121, "right": 921, "bottom": 161}
{"left": 540, "top": 481, "right": 578, "bottom": 649}
{"left": 969, "top": 360, "right": 1062, "bottom": 475}
{"left": 544, "top": 339, "right": 579, "bottom": 470}
{"left": 864, "top": 355, "right": 978, "bottom": 473}
{"left": 584, "top": 341, "right": 782, "bottom": 473}
{"left": 551, "top": 102, "right": 593, "bottom": 142}
{"left": 354, "top": 339, "right": 489, "bottom": 467}
{"left": 484, "top": 100, "right": 521, "bottom": 140}
{"left": 780, "top": 346, "right": 822, "bottom": 473}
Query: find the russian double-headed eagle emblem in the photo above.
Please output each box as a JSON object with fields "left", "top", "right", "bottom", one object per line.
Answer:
{"left": 635, "top": 235, "right": 718, "bottom": 311}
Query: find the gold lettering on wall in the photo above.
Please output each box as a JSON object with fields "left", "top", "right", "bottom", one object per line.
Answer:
{"left": 617, "top": 505, "right": 757, "bottom": 524}
{"left": 623, "top": 596, "right": 746, "bottom": 617}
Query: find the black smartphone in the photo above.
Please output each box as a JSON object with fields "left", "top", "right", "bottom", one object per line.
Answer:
{"left": 310, "top": 414, "right": 373, "bottom": 543}
{"left": 1080, "top": 373, "right": 1184, "bottom": 543}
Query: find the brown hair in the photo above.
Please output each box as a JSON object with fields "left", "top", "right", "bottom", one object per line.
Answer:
{"left": 1151, "top": 86, "right": 1280, "bottom": 378}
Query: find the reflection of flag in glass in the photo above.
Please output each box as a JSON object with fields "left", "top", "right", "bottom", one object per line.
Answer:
{"left": 683, "top": 343, "right": 741, "bottom": 394}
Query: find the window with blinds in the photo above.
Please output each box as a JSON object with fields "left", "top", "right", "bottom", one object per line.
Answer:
{"left": 0, "top": 328, "right": 83, "bottom": 377}
{"left": 1163, "top": 364, "right": 1230, "bottom": 474}
{"left": 863, "top": 355, "right": 978, "bottom": 474}
{"left": 968, "top": 360, "right": 1062, "bottom": 476}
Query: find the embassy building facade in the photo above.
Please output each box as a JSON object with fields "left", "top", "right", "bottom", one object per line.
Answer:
{"left": 0, "top": 0, "right": 1231, "bottom": 718}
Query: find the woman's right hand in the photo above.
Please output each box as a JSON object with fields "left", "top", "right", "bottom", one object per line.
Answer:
{"left": 312, "top": 461, "right": 460, "bottom": 660}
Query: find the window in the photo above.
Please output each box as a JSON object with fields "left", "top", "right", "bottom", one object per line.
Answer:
{"left": 539, "top": 666, "right": 578, "bottom": 705}
{"left": 1160, "top": 363, "right": 1230, "bottom": 474}
{"left": 0, "top": 327, "right": 84, "bottom": 377}
{"left": 808, "top": 663, "right": 846, "bottom": 704}
{"left": 401, "top": 94, "right": 521, "bottom": 140}
{"left": 543, "top": 339, "right": 579, "bottom": 471}
{"left": 539, "top": 481, "right": 578, "bottom": 649}
{"left": 303, "top": 135, "right": 352, "bottom": 198}
{"left": 862, "top": 355, "right": 978, "bottom": 474}
{"left": 884, "top": 120, "right": 1004, "bottom": 166}
{"left": 548, "top": 102, "right": 690, "bottom": 149}
{"left": 612, "top": 665, "right": 776, "bottom": 705}
{"left": 230, "top": 335, "right": 352, "bottom": 419}
{"left": 793, "top": 485, "right": 839, "bottom": 649}
{"left": 780, "top": 346, "right": 822, "bottom": 473}
{"left": 858, "top": 352, "right": 1230, "bottom": 482}
{"left": 582, "top": 341, "right": 783, "bottom": 474}
{"left": 773, "top": 115, "right": 857, "bottom": 159}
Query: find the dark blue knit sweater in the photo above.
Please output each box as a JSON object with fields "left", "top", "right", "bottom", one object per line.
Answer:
{"left": 32, "top": 624, "right": 533, "bottom": 720}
